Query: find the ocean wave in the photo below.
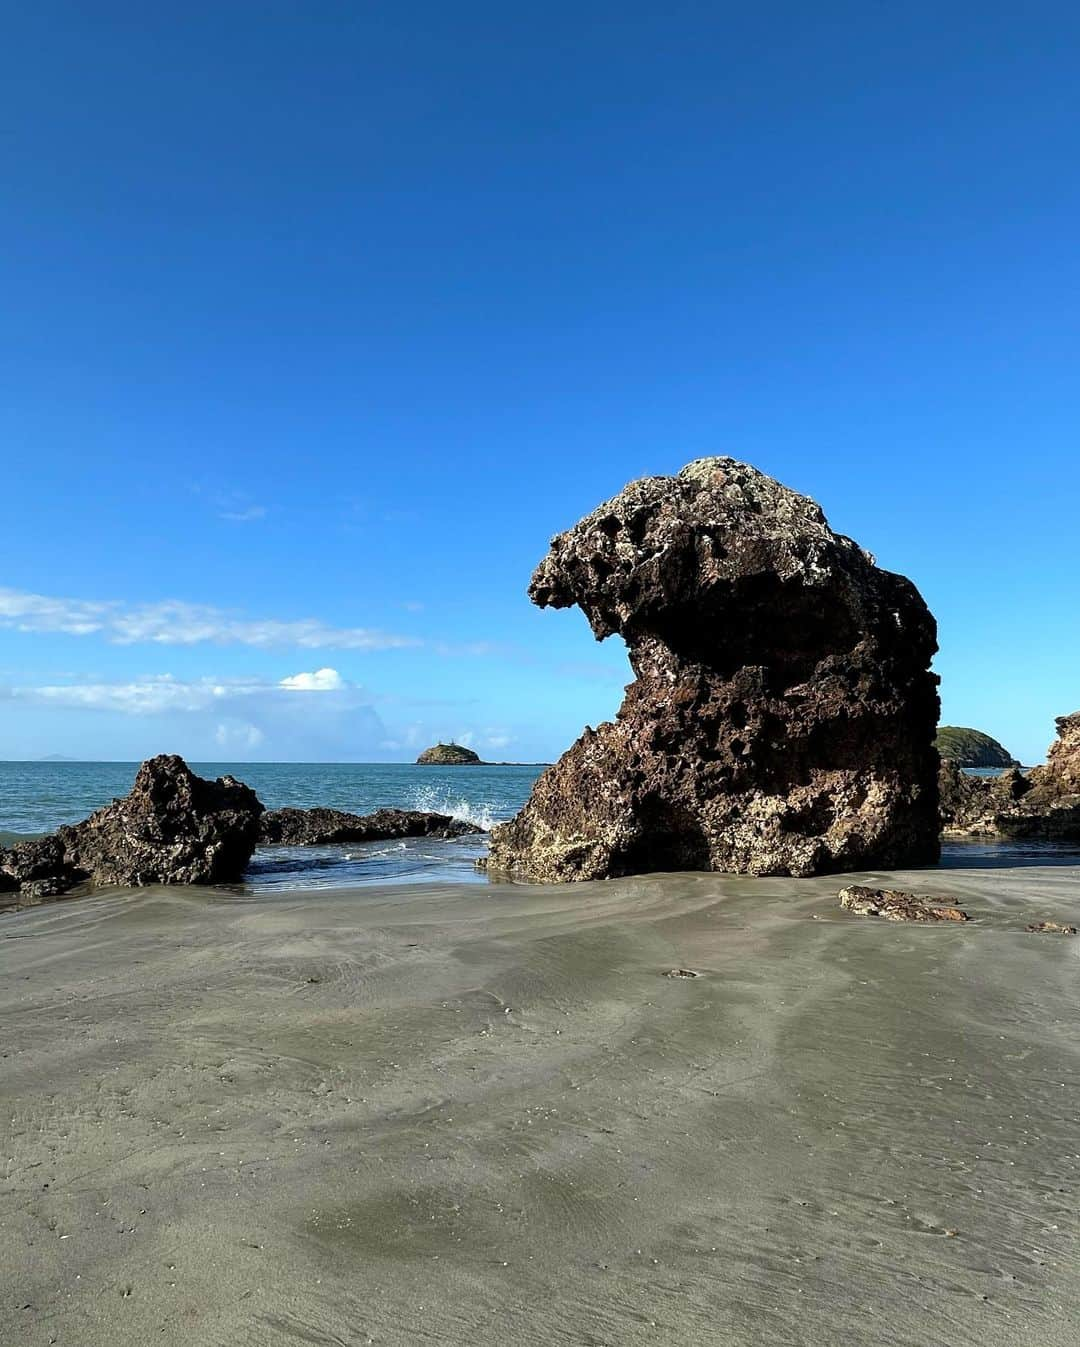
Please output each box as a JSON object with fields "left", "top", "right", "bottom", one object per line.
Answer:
{"left": 406, "top": 784, "right": 505, "bottom": 831}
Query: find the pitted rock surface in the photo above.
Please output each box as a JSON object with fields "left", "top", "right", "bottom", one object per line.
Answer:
{"left": 59, "top": 755, "right": 264, "bottom": 886}
{"left": 1027, "top": 712, "right": 1080, "bottom": 802}
{"left": 1, "top": 755, "right": 264, "bottom": 903}
{"left": 488, "top": 457, "right": 940, "bottom": 881}
{"left": 258, "top": 806, "right": 482, "bottom": 846}
{"left": 939, "top": 713, "right": 1080, "bottom": 841}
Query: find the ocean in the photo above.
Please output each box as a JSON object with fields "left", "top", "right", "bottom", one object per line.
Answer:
{"left": 0, "top": 760, "right": 544, "bottom": 891}
{"left": 4, "top": 760, "right": 1070, "bottom": 896}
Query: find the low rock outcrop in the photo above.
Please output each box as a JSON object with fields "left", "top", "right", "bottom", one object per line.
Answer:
{"left": 488, "top": 457, "right": 941, "bottom": 881}
{"left": 935, "top": 726, "right": 1020, "bottom": 768}
{"left": 838, "top": 884, "right": 969, "bottom": 923}
{"left": 416, "top": 744, "right": 482, "bottom": 765}
{"left": 938, "top": 761, "right": 1031, "bottom": 834}
{"left": 258, "top": 806, "right": 482, "bottom": 845}
{"left": 0, "top": 755, "right": 264, "bottom": 902}
{"left": 939, "top": 713, "right": 1080, "bottom": 841}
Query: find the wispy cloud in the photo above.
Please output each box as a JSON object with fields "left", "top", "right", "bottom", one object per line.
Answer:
{"left": 214, "top": 722, "right": 266, "bottom": 751}
{"left": 0, "top": 587, "right": 419, "bottom": 652}
{"left": 189, "top": 482, "right": 270, "bottom": 525}
{"left": 0, "top": 667, "right": 363, "bottom": 716}
{"left": 218, "top": 504, "right": 267, "bottom": 524}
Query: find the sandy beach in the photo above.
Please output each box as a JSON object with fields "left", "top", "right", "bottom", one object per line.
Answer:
{"left": 3, "top": 853, "right": 1079, "bottom": 1346}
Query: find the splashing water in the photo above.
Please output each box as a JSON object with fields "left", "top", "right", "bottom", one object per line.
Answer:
{"left": 0, "top": 760, "right": 542, "bottom": 891}
{"left": 406, "top": 783, "right": 506, "bottom": 832}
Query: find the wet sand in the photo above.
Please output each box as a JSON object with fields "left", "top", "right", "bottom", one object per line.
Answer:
{"left": 2, "top": 855, "right": 1079, "bottom": 1346}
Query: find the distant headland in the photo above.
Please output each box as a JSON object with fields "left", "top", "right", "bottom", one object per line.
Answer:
{"left": 935, "top": 726, "right": 1020, "bottom": 768}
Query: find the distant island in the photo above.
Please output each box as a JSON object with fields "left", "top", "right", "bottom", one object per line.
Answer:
{"left": 416, "top": 743, "right": 483, "bottom": 766}
{"left": 935, "top": 726, "right": 1021, "bottom": 768}
{"left": 414, "top": 743, "right": 551, "bottom": 767}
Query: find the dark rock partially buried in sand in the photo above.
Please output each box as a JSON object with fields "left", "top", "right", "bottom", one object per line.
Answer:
{"left": 838, "top": 885, "right": 969, "bottom": 923}
{"left": 258, "top": 806, "right": 483, "bottom": 845}
{"left": 0, "top": 755, "right": 264, "bottom": 902}
{"left": 488, "top": 457, "right": 940, "bottom": 882}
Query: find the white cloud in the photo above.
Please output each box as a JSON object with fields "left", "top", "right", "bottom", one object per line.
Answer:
{"left": 0, "top": 587, "right": 419, "bottom": 652}
{"left": 2, "top": 668, "right": 358, "bottom": 716}
{"left": 279, "top": 667, "right": 344, "bottom": 692}
{"left": 14, "top": 676, "right": 234, "bottom": 714}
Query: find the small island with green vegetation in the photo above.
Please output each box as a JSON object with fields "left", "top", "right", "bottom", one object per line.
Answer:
{"left": 935, "top": 726, "right": 1021, "bottom": 768}
{"left": 416, "top": 742, "right": 484, "bottom": 766}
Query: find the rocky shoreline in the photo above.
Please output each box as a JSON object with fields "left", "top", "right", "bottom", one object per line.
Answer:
{"left": 939, "top": 712, "right": 1080, "bottom": 841}
{"left": 0, "top": 755, "right": 486, "bottom": 907}
{"left": 2, "top": 463, "right": 1077, "bottom": 909}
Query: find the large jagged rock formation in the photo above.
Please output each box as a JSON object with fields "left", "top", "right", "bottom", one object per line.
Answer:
{"left": 0, "top": 755, "right": 264, "bottom": 902}
{"left": 940, "top": 713, "right": 1080, "bottom": 840}
{"left": 488, "top": 458, "right": 941, "bottom": 881}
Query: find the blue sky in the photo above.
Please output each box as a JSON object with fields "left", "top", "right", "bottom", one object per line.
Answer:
{"left": 2, "top": 2, "right": 1078, "bottom": 764}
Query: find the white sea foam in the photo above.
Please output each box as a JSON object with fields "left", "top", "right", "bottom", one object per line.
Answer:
{"left": 407, "top": 784, "right": 505, "bottom": 831}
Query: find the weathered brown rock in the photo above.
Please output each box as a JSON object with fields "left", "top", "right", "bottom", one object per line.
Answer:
{"left": 0, "top": 836, "right": 84, "bottom": 902}
{"left": 838, "top": 885, "right": 969, "bottom": 923}
{"left": 1026, "top": 920, "right": 1077, "bottom": 935}
{"left": 1, "top": 756, "right": 265, "bottom": 902}
{"left": 1027, "top": 712, "right": 1080, "bottom": 801}
{"left": 938, "top": 760, "right": 1030, "bottom": 835}
{"left": 58, "top": 755, "right": 264, "bottom": 887}
{"left": 488, "top": 458, "right": 940, "bottom": 881}
{"left": 258, "top": 806, "right": 482, "bottom": 845}
{"left": 939, "top": 714, "right": 1080, "bottom": 841}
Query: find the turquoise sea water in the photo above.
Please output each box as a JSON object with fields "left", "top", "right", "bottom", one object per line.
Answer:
{"left": 0, "top": 761, "right": 544, "bottom": 890}
{"left": 4, "top": 761, "right": 1073, "bottom": 895}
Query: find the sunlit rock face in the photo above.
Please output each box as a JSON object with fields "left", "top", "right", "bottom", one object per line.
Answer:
{"left": 940, "top": 714, "right": 1080, "bottom": 842}
{"left": 1028, "top": 713, "right": 1080, "bottom": 801}
{"left": 489, "top": 457, "right": 940, "bottom": 881}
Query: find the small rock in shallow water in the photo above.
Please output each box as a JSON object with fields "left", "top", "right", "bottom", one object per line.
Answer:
{"left": 664, "top": 967, "right": 703, "bottom": 978}
{"left": 259, "top": 806, "right": 481, "bottom": 845}
{"left": 838, "top": 885, "right": 969, "bottom": 923}
{"left": 1025, "top": 921, "right": 1077, "bottom": 935}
